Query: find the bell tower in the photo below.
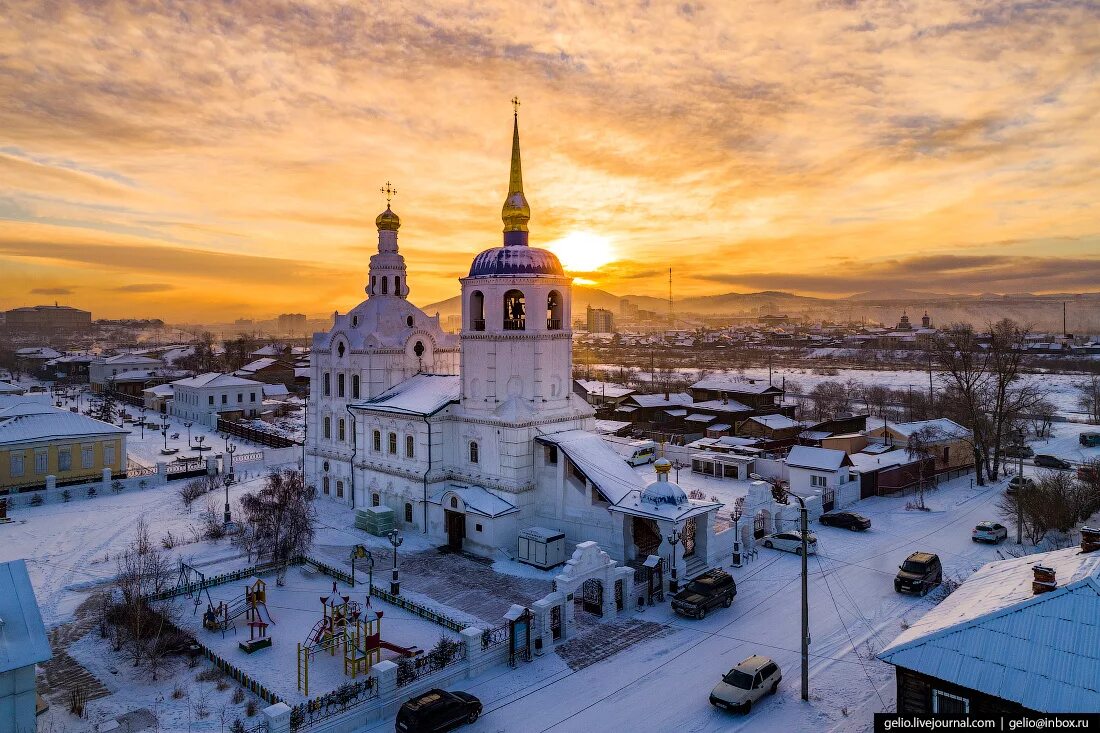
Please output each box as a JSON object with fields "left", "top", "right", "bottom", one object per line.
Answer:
{"left": 367, "top": 181, "right": 410, "bottom": 299}
{"left": 458, "top": 102, "right": 577, "bottom": 416}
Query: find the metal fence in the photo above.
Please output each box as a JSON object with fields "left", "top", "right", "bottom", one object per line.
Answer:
{"left": 481, "top": 624, "right": 508, "bottom": 650}
{"left": 290, "top": 679, "right": 379, "bottom": 731}
{"left": 218, "top": 417, "right": 301, "bottom": 448}
{"left": 396, "top": 642, "right": 467, "bottom": 688}
{"left": 368, "top": 585, "right": 468, "bottom": 633}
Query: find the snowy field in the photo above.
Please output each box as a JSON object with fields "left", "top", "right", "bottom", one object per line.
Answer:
{"left": 172, "top": 568, "right": 462, "bottom": 703}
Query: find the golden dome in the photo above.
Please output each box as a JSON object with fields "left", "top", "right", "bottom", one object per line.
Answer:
{"left": 375, "top": 204, "right": 400, "bottom": 231}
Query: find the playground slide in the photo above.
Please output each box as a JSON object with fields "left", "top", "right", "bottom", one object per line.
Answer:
{"left": 252, "top": 601, "right": 277, "bottom": 625}
{"left": 378, "top": 640, "right": 422, "bottom": 658}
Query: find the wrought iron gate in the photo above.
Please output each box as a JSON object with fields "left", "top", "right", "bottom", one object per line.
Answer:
{"left": 822, "top": 488, "right": 835, "bottom": 512}
{"left": 753, "top": 515, "right": 767, "bottom": 539}
{"left": 550, "top": 604, "right": 562, "bottom": 640}
{"left": 614, "top": 579, "right": 624, "bottom": 611}
{"left": 579, "top": 578, "right": 603, "bottom": 616}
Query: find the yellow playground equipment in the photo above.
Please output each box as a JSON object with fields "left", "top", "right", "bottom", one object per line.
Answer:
{"left": 296, "top": 594, "right": 381, "bottom": 695}
{"left": 203, "top": 577, "right": 276, "bottom": 636}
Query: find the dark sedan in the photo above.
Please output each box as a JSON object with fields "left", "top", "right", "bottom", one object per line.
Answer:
{"left": 819, "top": 511, "right": 871, "bottom": 531}
{"left": 1034, "top": 454, "right": 1072, "bottom": 470}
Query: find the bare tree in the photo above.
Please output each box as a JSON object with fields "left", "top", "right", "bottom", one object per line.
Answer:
{"left": 1077, "top": 375, "right": 1100, "bottom": 423}
{"left": 178, "top": 480, "right": 206, "bottom": 513}
{"left": 112, "top": 518, "right": 178, "bottom": 669}
{"left": 1029, "top": 399, "right": 1056, "bottom": 440}
{"left": 239, "top": 468, "right": 317, "bottom": 583}
{"left": 985, "top": 319, "right": 1045, "bottom": 479}
{"left": 905, "top": 426, "right": 943, "bottom": 510}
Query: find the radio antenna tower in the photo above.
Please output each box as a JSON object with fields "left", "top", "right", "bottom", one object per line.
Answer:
{"left": 668, "top": 268, "right": 673, "bottom": 328}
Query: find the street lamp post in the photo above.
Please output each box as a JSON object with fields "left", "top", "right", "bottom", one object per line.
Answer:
{"left": 224, "top": 443, "right": 236, "bottom": 525}
{"left": 752, "top": 472, "right": 811, "bottom": 702}
{"left": 195, "top": 435, "right": 206, "bottom": 453}
{"left": 161, "top": 421, "right": 170, "bottom": 452}
{"left": 666, "top": 527, "right": 681, "bottom": 593}
{"left": 184, "top": 421, "right": 193, "bottom": 448}
{"left": 139, "top": 407, "right": 146, "bottom": 438}
{"left": 388, "top": 530, "right": 403, "bottom": 596}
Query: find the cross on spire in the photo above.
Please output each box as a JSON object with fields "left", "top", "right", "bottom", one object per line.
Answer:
{"left": 511, "top": 96, "right": 521, "bottom": 116}
{"left": 380, "top": 181, "right": 396, "bottom": 205}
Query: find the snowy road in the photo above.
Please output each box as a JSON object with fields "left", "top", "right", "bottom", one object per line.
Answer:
{"left": 358, "top": 473, "right": 1021, "bottom": 733}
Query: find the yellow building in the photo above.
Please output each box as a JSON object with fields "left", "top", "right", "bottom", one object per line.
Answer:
{"left": 864, "top": 418, "right": 973, "bottom": 474}
{"left": 0, "top": 402, "right": 127, "bottom": 492}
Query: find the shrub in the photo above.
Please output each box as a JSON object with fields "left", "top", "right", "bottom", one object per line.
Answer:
{"left": 172, "top": 684, "right": 186, "bottom": 699}
{"left": 62, "top": 489, "right": 72, "bottom": 502}
{"left": 161, "top": 532, "right": 176, "bottom": 550}
{"left": 245, "top": 700, "right": 257, "bottom": 717}
{"left": 111, "top": 479, "right": 124, "bottom": 494}
{"left": 232, "top": 687, "right": 245, "bottom": 704}
{"left": 216, "top": 678, "right": 230, "bottom": 692}
{"left": 87, "top": 487, "right": 97, "bottom": 498}
{"left": 30, "top": 493, "right": 44, "bottom": 506}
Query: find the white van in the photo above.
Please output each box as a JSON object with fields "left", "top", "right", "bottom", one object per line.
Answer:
{"left": 623, "top": 440, "right": 659, "bottom": 466}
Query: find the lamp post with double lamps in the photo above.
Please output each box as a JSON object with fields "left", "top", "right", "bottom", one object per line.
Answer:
{"left": 388, "top": 529, "right": 403, "bottom": 595}
{"left": 666, "top": 526, "right": 681, "bottom": 593}
{"left": 223, "top": 443, "right": 237, "bottom": 526}
{"left": 751, "top": 472, "right": 813, "bottom": 702}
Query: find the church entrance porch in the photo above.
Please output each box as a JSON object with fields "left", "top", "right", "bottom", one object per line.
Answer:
{"left": 631, "top": 516, "right": 661, "bottom": 560}
{"left": 445, "top": 509, "right": 466, "bottom": 551}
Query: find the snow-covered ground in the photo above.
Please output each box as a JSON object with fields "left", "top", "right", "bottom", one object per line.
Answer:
{"left": 354, "top": 471, "right": 1049, "bottom": 733}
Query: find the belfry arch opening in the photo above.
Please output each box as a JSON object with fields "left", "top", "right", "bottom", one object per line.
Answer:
{"left": 546, "top": 290, "right": 563, "bottom": 330}
{"left": 503, "top": 289, "right": 526, "bottom": 330}
{"left": 470, "top": 290, "right": 485, "bottom": 331}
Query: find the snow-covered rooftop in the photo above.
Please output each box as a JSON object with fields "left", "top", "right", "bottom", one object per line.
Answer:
{"left": 871, "top": 418, "right": 971, "bottom": 441}
{"left": 747, "top": 414, "right": 800, "bottom": 430}
{"left": 691, "top": 376, "right": 782, "bottom": 394}
{"left": 849, "top": 450, "right": 910, "bottom": 472}
{"left": 573, "top": 379, "right": 635, "bottom": 399}
{"left": 536, "top": 430, "right": 645, "bottom": 505}
{"left": 430, "top": 484, "right": 518, "bottom": 518}
{"left": 142, "top": 384, "right": 175, "bottom": 397}
{"left": 0, "top": 380, "right": 25, "bottom": 395}
{"left": 785, "top": 445, "right": 852, "bottom": 471}
{"left": 172, "top": 372, "right": 263, "bottom": 389}
{"left": 689, "top": 398, "right": 753, "bottom": 413}
{"left": 353, "top": 373, "right": 460, "bottom": 416}
{"left": 628, "top": 392, "right": 693, "bottom": 408}
{"left": 0, "top": 559, "right": 52, "bottom": 675}
{"left": 879, "top": 545, "right": 1100, "bottom": 712}
{"left": 236, "top": 357, "right": 278, "bottom": 373}
{"left": 0, "top": 402, "right": 127, "bottom": 445}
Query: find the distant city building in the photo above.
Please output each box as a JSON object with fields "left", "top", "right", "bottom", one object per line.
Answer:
{"left": 897, "top": 311, "right": 913, "bottom": 331}
{"left": 586, "top": 306, "right": 615, "bottom": 333}
{"left": 234, "top": 318, "right": 255, "bottom": 327}
{"left": 2, "top": 304, "right": 91, "bottom": 336}
{"left": 921, "top": 311, "right": 932, "bottom": 328}
{"left": 619, "top": 298, "right": 639, "bottom": 319}
{"left": 277, "top": 313, "right": 307, "bottom": 332}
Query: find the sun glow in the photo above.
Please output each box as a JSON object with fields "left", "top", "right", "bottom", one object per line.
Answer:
{"left": 546, "top": 231, "right": 616, "bottom": 273}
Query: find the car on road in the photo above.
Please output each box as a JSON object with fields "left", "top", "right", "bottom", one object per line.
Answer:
{"left": 396, "top": 689, "right": 482, "bottom": 732}
{"left": 1004, "top": 444, "right": 1034, "bottom": 459}
{"left": 672, "top": 568, "right": 736, "bottom": 619}
{"left": 894, "top": 552, "right": 942, "bottom": 596}
{"left": 1007, "top": 475, "right": 1035, "bottom": 494}
{"left": 761, "top": 531, "right": 818, "bottom": 555}
{"left": 709, "top": 655, "right": 782, "bottom": 713}
{"left": 1034, "top": 454, "right": 1072, "bottom": 470}
{"left": 819, "top": 511, "right": 871, "bottom": 531}
{"left": 971, "top": 521, "right": 1008, "bottom": 544}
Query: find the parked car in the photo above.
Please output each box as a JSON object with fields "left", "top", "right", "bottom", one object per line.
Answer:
{"left": 1080, "top": 432, "right": 1100, "bottom": 448}
{"left": 396, "top": 689, "right": 482, "bottom": 732}
{"left": 1007, "top": 475, "right": 1035, "bottom": 494}
{"left": 894, "top": 552, "right": 942, "bottom": 596}
{"left": 709, "top": 655, "right": 782, "bottom": 713}
{"left": 1004, "top": 444, "right": 1034, "bottom": 459}
{"left": 1034, "top": 454, "right": 1072, "bottom": 470}
{"left": 761, "top": 531, "right": 818, "bottom": 555}
{"left": 671, "top": 568, "right": 736, "bottom": 619}
{"left": 819, "top": 511, "right": 871, "bottom": 531}
{"left": 971, "top": 521, "right": 1008, "bottom": 544}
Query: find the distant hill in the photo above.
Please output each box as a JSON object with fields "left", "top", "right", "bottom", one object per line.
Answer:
{"left": 845, "top": 288, "right": 958, "bottom": 302}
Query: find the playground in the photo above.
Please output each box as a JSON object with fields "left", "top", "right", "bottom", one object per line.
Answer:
{"left": 170, "top": 564, "right": 463, "bottom": 703}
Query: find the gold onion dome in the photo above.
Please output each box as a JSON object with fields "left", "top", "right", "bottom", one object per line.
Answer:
{"left": 375, "top": 204, "right": 400, "bottom": 231}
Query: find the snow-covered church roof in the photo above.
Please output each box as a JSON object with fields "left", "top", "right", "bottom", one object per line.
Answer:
{"left": 0, "top": 559, "right": 52, "bottom": 674}
{"left": 351, "top": 373, "right": 461, "bottom": 416}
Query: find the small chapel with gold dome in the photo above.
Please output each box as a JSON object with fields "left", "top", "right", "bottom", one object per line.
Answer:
{"left": 306, "top": 103, "right": 723, "bottom": 573}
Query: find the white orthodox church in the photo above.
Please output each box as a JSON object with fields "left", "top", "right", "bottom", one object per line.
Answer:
{"left": 306, "top": 109, "right": 723, "bottom": 576}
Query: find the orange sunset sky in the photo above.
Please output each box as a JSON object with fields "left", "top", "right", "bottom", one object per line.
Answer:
{"left": 2, "top": 1, "right": 1099, "bottom": 322}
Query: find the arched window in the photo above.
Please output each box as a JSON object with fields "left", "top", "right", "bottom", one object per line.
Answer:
{"left": 388, "top": 432, "right": 397, "bottom": 454}
{"left": 469, "top": 441, "right": 479, "bottom": 463}
{"left": 352, "top": 375, "right": 360, "bottom": 399}
{"left": 405, "top": 502, "right": 413, "bottom": 523}
{"left": 337, "top": 373, "right": 345, "bottom": 397}
{"left": 337, "top": 341, "right": 345, "bottom": 358}
{"left": 381, "top": 277, "right": 388, "bottom": 295}
{"left": 322, "top": 372, "right": 331, "bottom": 396}
{"left": 323, "top": 416, "right": 331, "bottom": 439}
{"left": 450, "top": 496, "right": 459, "bottom": 509}
{"left": 470, "top": 290, "right": 485, "bottom": 331}
{"left": 336, "top": 481, "right": 344, "bottom": 498}
{"left": 503, "top": 290, "right": 525, "bottom": 330}
{"left": 372, "top": 492, "right": 380, "bottom": 507}
{"left": 322, "top": 476, "right": 330, "bottom": 494}
{"left": 406, "top": 315, "right": 414, "bottom": 328}
{"left": 370, "top": 275, "right": 376, "bottom": 294}
{"left": 394, "top": 276, "right": 401, "bottom": 293}
{"left": 372, "top": 430, "right": 381, "bottom": 452}
{"left": 413, "top": 341, "right": 425, "bottom": 360}
{"left": 546, "top": 290, "right": 563, "bottom": 329}
{"left": 338, "top": 418, "right": 345, "bottom": 441}
{"left": 405, "top": 435, "right": 415, "bottom": 458}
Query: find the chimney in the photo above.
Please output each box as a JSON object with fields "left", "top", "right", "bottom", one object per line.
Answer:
{"left": 1081, "top": 526, "right": 1100, "bottom": 554}
{"left": 1032, "top": 565, "right": 1057, "bottom": 595}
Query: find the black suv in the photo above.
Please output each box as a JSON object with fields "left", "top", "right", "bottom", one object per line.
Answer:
{"left": 671, "top": 569, "right": 736, "bottom": 619}
{"left": 396, "top": 689, "right": 482, "bottom": 733}
{"left": 1034, "top": 454, "right": 1072, "bottom": 470}
{"left": 894, "top": 552, "right": 942, "bottom": 596}
{"left": 819, "top": 511, "right": 871, "bottom": 531}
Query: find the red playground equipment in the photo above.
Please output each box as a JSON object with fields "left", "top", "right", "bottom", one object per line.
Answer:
{"left": 296, "top": 593, "right": 422, "bottom": 695}
{"left": 203, "top": 577, "right": 276, "bottom": 637}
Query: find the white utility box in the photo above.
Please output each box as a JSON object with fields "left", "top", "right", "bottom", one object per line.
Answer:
{"left": 517, "top": 526, "right": 567, "bottom": 569}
